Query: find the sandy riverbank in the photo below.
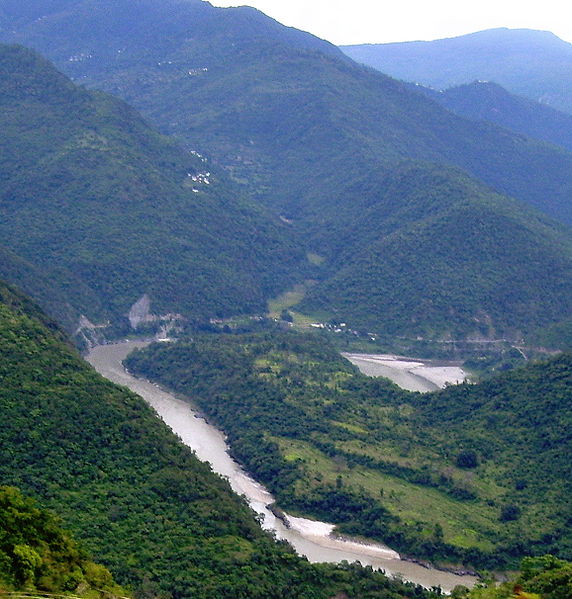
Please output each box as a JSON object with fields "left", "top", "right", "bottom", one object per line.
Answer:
{"left": 342, "top": 353, "right": 468, "bottom": 391}
{"left": 86, "top": 341, "right": 477, "bottom": 592}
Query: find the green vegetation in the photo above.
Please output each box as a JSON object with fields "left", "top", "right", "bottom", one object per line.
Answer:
{"left": 0, "top": 43, "right": 306, "bottom": 333}
{"left": 5, "top": 3, "right": 572, "bottom": 228}
{"left": 4, "top": 3, "right": 572, "bottom": 349}
{"left": 298, "top": 162, "right": 572, "bottom": 342}
{"left": 267, "top": 284, "right": 308, "bottom": 318}
{"left": 0, "top": 244, "right": 79, "bottom": 334}
{"left": 0, "top": 486, "right": 127, "bottom": 597}
{"left": 418, "top": 81, "right": 572, "bottom": 153}
{"left": 459, "top": 555, "right": 572, "bottom": 598}
{"left": 0, "top": 5, "right": 571, "bottom": 596}
{"left": 125, "top": 331, "right": 572, "bottom": 568}
{"left": 0, "top": 279, "right": 437, "bottom": 599}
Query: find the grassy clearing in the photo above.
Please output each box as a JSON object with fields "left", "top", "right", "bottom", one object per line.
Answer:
{"left": 267, "top": 284, "right": 307, "bottom": 316}
{"left": 274, "top": 437, "right": 500, "bottom": 551}
{"left": 267, "top": 281, "right": 333, "bottom": 328}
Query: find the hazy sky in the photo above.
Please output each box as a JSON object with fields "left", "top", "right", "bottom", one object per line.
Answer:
{"left": 208, "top": 0, "right": 572, "bottom": 45}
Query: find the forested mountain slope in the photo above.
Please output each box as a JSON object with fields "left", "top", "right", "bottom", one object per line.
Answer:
{"left": 299, "top": 163, "right": 572, "bottom": 340}
{"left": 455, "top": 554, "right": 572, "bottom": 599}
{"left": 0, "top": 244, "right": 80, "bottom": 333}
{"left": 4, "top": 2, "right": 572, "bottom": 346}
{"left": 342, "top": 28, "right": 572, "bottom": 114}
{"left": 3, "top": 3, "right": 572, "bottom": 229}
{"left": 125, "top": 330, "right": 572, "bottom": 568}
{"left": 0, "top": 44, "right": 306, "bottom": 333}
{"left": 416, "top": 81, "right": 572, "bottom": 153}
{"left": 0, "top": 486, "right": 128, "bottom": 596}
{"left": 0, "top": 280, "right": 433, "bottom": 599}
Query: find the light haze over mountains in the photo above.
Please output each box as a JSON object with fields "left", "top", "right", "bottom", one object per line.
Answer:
{"left": 0, "top": 2, "right": 572, "bottom": 595}
{"left": 342, "top": 28, "right": 572, "bottom": 115}
{"left": 1, "top": 2, "right": 572, "bottom": 347}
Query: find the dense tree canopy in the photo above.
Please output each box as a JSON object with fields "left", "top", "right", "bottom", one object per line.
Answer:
{"left": 126, "top": 330, "right": 572, "bottom": 568}
{"left": 0, "top": 280, "right": 436, "bottom": 599}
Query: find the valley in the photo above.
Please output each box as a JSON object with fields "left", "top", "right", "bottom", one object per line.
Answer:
{"left": 124, "top": 331, "right": 572, "bottom": 571}
{"left": 4, "top": 2, "right": 572, "bottom": 349}
{"left": 0, "top": 1, "right": 571, "bottom": 597}
{"left": 87, "top": 340, "right": 477, "bottom": 593}
{"left": 0, "top": 281, "right": 438, "bottom": 599}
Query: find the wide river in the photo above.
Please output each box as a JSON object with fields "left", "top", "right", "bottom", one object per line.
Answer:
{"left": 86, "top": 341, "right": 477, "bottom": 593}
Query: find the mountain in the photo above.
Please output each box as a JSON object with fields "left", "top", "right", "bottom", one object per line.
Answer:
{"left": 0, "top": 279, "right": 431, "bottom": 599}
{"left": 4, "top": 4, "right": 572, "bottom": 346}
{"left": 3, "top": 5, "right": 572, "bottom": 228}
{"left": 0, "top": 244, "right": 80, "bottom": 334}
{"left": 342, "top": 28, "right": 572, "bottom": 115}
{"left": 125, "top": 329, "right": 572, "bottom": 567}
{"left": 416, "top": 81, "right": 572, "bottom": 153}
{"left": 299, "top": 162, "right": 572, "bottom": 341}
{"left": 0, "top": 44, "right": 306, "bottom": 336}
{"left": 0, "top": 0, "right": 345, "bottom": 63}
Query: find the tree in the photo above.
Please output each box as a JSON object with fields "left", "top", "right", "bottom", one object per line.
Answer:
{"left": 456, "top": 450, "right": 478, "bottom": 469}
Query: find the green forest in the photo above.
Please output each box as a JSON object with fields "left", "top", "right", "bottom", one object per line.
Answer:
{"left": 4, "top": 2, "right": 572, "bottom": 350}
{"left": 0, "top": 486, "right": 127, "bottom": 596}
{"left": 0, "top": 2, "right": 571, "bottom": 597}
{"left": 125, "top": 330, "right": 572, "bottom": 569}
{"left": 297, "top": 162, "right": 572, "bottom": 342}
{"left": 460, "top": 554, "right": 572, "bottom": 599}
{"left": 0, "top": 279, "right": 439, "bottom": 599}
{"left": 0, "top": 44, "right": 306, "bottom": 333}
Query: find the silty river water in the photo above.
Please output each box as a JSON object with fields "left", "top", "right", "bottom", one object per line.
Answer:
{"left": 87, "top": 341, "right": 477, "bottom": 593}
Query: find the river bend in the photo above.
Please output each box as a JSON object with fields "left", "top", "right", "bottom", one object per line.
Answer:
{"left": 86, "top": 341, "right": 476, "bottom": 593}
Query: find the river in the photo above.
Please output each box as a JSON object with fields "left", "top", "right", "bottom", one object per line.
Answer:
{"left": 86, "top": 341, "right": 477, "bottom": 593}
{"left": 343, "top": 353, "right": 467, "bottom": 392}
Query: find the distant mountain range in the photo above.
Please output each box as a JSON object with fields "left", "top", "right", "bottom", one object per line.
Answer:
{"left": 342, "top": 28, "right": 572, "bottom": 115}
{"left": 2, "top": 4, "right": 572, "bottom": 346}
{"left": 3, "top": 4, "right": 572, "bottom": 225}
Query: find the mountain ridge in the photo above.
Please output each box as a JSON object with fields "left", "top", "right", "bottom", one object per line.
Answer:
{"left": 299, "top": 161, "right": 572, "bottom": 344}
{"left": 3, "top": 6, "right": 572, "bottom": 348}
{"left": 0, "top": 43, "right": 307, "bottom": 336}
{"left": 414, "top": 80, "right": 572, "bottom": 153}
{"left": 3, "top": 5, "right": 572, "bottom": 228}
{"left": 341, "top": 27, "right": 572, "bottom": 114}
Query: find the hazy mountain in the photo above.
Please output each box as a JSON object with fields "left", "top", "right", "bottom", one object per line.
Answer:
{"left": 3, "top": 4, "right": 572, "bottom": 345}
{"left": 0, "top": 244, "right": 81, "bottom": 333}
{"left": 3, "top": 5, "right": 572, "bottom": 230}
{"left": 0, "top": 44, "right": 306, "bottom": 334}
{"left": 342, "top": 28, "right": 572, "bottom": 115}
{"left": 415, "top": 81, "right": 572, "bottom": 153}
